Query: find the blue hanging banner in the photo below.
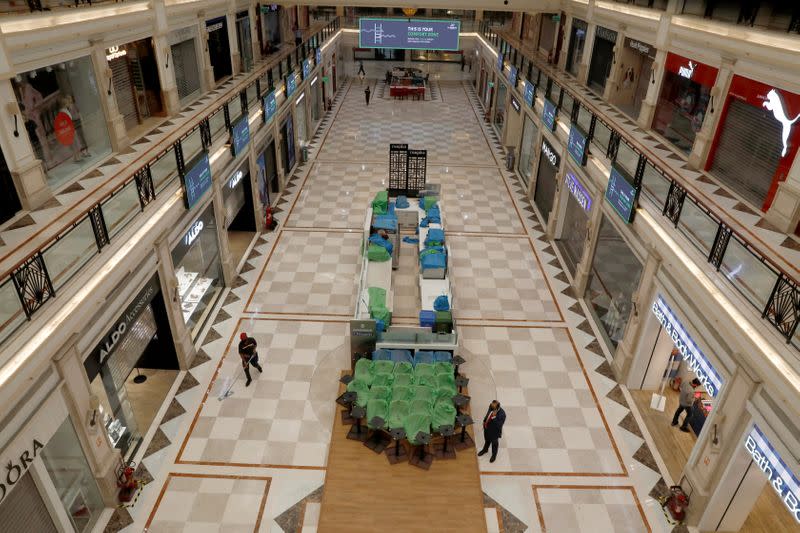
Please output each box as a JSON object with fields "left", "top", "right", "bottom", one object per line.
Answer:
{"left": 508, "top": 65, "right": 517, "bottom": 86}
{"left": 263, "top": 91, "right": 277, "bottom": 123}
{"left": 605, "top": 164, "right": 639, "bottom": 223}
{"left": 231, "top": 116, "right": 250, "bottom": 157}
{"left": 567, "top": 123, "right": 588, "bottom": 166}
{"left": 303, "top": 58, "right": 312, "bottom": 79}
{"left": 542, "top": 98, "right": 557, "bottom": 131}
{"left": 182, "top": 153, "right": 212, "bottom": 209}
{"left": 286, "top": 73, "right": 297, "bottom": 97}
{"left": 496, "top": 52, "right": 504, "bottom": 72}
{"left": 523, "top": 81, "right": 534, "bottom": 107}
{"left": 316, "top": 47, "right": 322, "bottom": 65}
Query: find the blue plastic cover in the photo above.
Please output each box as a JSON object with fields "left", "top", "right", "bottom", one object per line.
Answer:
{"left": 414, "top": 350, "right": 436, "bottom": 365}
{"left": 373, "top": 215, "right": 397, "bottom": 231}
{"left": 421, "top": 252, "right": 447, "bottom": 271}
{"left": 372, "top": 349, "right": 391, "bottom": 361}
{"left": 389, "top": 349, "right": 414, "bottom": 364}
{"left": 433, "top": 295, "right": 449, "bottom": 311}
{"left": 419, "top": 310, "right": 435, "bottom": 327}
{"left": 395, "top": 195, "right": 410, "bottom": 208}
{"left": 433, "top": 351, "right": 453, "bottom": 363}
{"left": 425, "top": 228, "right": 445, "bottom": 246}
{"left": 369, "top": 233, "right": 393, "bottom": 255}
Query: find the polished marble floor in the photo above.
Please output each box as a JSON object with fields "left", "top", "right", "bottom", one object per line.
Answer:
{"left": 112, "top": 76, "right": 673, "bottom": 533}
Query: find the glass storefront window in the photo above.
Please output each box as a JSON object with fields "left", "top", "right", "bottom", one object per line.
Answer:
{"left": 295, "top": 96, "right": 307, "bottom": 143}
{"left": 566, "top": 22, "right": 587, "bottom": 76}
{"left": 14, "top": 56, "right": 112, "bottom": 189}
{"left": 41, "top": 418, "right": 104, "bottom": 532}
{"left": 494, "top": 82, "right": 507, "bottom": 131}
{"left": 518, "top": 116, "right": 538, "bottom": 185}
{"left": 586, "top": 216, "right": 643, "bottom": 347}
{"left": 172, "top": 203, "right": 224, "bottom": 338}
{"left": 653, "top": 72, "right": 711, "bottom": 154}
{"left": 557, "top": 191, "right": 589, "bottom": 275}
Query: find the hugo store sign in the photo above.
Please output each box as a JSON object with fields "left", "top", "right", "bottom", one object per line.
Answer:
{"left": 652, "top": 295, "right": 723, "bottom": 397}
{"left": 744, "top": 424, "right": 800, "bottom": 523}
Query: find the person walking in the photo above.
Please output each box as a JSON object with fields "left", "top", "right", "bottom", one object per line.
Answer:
{"left": 671, "top": 378, "right": 701, "bottom": 432}
{"left": 478, "top": 400, "right": 505, "bottom": 463}
{"left": 238, "top": 332, "right": 263, "bottom": 387}
{"left": 364, "top": 85, "right": 371, "bottom": 106}
{"left": 460, "top": 55, "right": 466, "bottom": 71}
{"left": 357, "top": 60, "right": 365, "bottom": 76}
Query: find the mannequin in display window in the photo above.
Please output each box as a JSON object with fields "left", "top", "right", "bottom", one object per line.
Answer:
{"left": 58, "top": 94, "right": 91, "bottom": 162}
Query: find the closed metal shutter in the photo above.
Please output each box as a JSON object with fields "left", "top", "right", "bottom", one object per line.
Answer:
{"left": 108, "top": 304, "right": 157, "bottom": 391}
{"left": 128, "top": 51, "right": 150, "bottom": 120}
{"left": 172, "top": 39, "right": 201, "bottom": 101}
{"left": 0, "top": 471, "right": 58, "bottom": 533}
{"left": 110, "top": 56, "right": 139, "bottom": 130}
{"left": 534, "top": 157, "right": 558, "bottom": 223}
{"left": 710, "top": 99, "right": 783, "bottom": 208}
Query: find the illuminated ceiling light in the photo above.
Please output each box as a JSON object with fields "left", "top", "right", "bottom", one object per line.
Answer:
{"left": 402, "top": 8, "right": 418, "bottom": 17}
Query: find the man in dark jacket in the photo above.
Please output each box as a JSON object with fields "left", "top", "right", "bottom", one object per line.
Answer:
{"left": 478, "top": 400, "right": 506, "bottom": 462}
{"left": 238, "top": 332, "right": 263, "bottom": 387}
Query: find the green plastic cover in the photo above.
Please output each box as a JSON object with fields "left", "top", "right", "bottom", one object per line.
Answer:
{"left": 373, "top": 360, "right": 395, "bottom": 375}
{"left": 354, "top": 358, "right": 373, "bottom": 379}
{"left": 404, "top": 413, "right": 432, "bottom": 445}
{"left": 367, "top": 243, "right": 391, "bottom": 262}
{"left": 410, "top": 398, "right": 432, "bottom": 415}
{"left": 390, "top": 385, "right": 413, "bottom": 403}
{"left": 368, "top": 287, "right": 386, "bottom": 308}
{"left": 431, "top": 400, "right": 457, "bottom": 430}
{"left": 372, "top": 190, "right": 389, "bottom": 214}
{"left": 366, "top": 399, "right": 389, "bottom": 428}
{"left": 371, "top": 373, "right": 393, "bottom": 388}
{"left": 370, "top": 306, "right": 391, "bottom": 323}
{"left": 436, "top": 373, "right": 457, "bottom": 396}
{"left": 388, "top": 400, "right": 410, "bottom": 429}
{"left": 411, "top": 385, "right": 435, "bottom": 405}
{"left": 414, "top": 363, "right": 436, "bottom": 379}
{"left": 392, "top": 373, "right": 414, "bottom": 388}
{"left": 347, "top": 379, "right": 371, "bottom": 407}
{"left": 434, "top": 362, "right": 454, "bottom": 376}
{"left": 433, "top": 388, "right": 454, "bottom": 404}
{"left": 416, "top": 374, "right": 437, "bottom": 388}
{"left": 423, "top": 195, "right": 438, "bottom": 211}
{"left": 370, "top": 385, "right": 392, "bottom": 402}
{"left": 393, "top": 361, "right": 413, "bottom": 376}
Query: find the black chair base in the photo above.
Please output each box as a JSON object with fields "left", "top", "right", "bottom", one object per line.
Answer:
{"left": 453, "top": 433, "right": 475, "bottom": 451}
{"left": 385, "top": 442, "right": 408, "bottom": 464}
{"left": 346, "top": 424, "right": 369, "bottom": 442}
{"left": 364, "top": 431, "right": 391, "bottom": 454}
{"left": 433, "top": 441, "right": 457, "bottom": 460}
{"left": 409, "top": 446, "right": 434, "bottom": 470}
{"left": 341, "top": 410, "right": 356, "bottom": 425}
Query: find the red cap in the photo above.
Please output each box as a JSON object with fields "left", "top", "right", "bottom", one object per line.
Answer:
{"left": 240, "top": 332, "right": 247, "bottom": 341}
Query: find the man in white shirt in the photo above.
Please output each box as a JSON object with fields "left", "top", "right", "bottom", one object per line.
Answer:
{"left": 671, "top": 378, "right": 701, "bottom": 433}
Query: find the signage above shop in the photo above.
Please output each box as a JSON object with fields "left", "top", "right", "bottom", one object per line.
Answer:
{"left": 286, "top": 73, "right": 297, "bottom": 97}
{"left": 231, "top": 116, "right": 250, "bottom": 157}
{"left": 543, "top": 97, "right": 557, "bottom": 132}
{"left": 106, "top": 45, "right": 127, "bottom": 61}
{"left": 303, "top": 58, "right": 312, "bottom": 79}
{"left": 595, "top": 26, "right": 618, "bottom": 43}
{"left": 745, "top": 424, "right": 800, "bottom": 524}
{"left": 523, "top": 81, "right": 535, "bottom": 107}
{"left": 605, "top": 164, "right": 639, "bottom": 223}
{"left": 567, "top": 123, "right": 588, "bottom": 166}
{"left": 84, "top": 275, "right": 161, "bottom": 381}
{"left": 206, "top": 17, "right": 225, "bottom": 32}
{"left": 564, "top": 172, "right": 592, "bottom": 212}
{"left": 665, "top": 52, "right": 718, "bottom": 88}
{"left": 510, "top": 96, "right": 521, "bottom": 113}
{"left": 228, "top": 169, "right": 244, "bottom": 190}
{"left": 261, "top": 4, "right": 278, "bottom": 13}
{"left": 359, "top": 18, "right": 461, "bottom": 51}
{"left": 184, "top": 219, "right": 203, "bottom": 246}
{"left": 182, "top": 152, "right": 212, "bottom": 209}
{"left": 263, "top": 91, "right": 277, "bottom": 123}
{"left": 541, "top": 138, "right": 560, "bottom": 168}
{"left": 652, "top": 295, "right": 724, "bottom": 397}
{"left": 508, "top": 65, "right": 517, "bottom": 87}
{"left": 625, "top": 38, "right": 656, "bottom": 60}
{"left": 496, "top": 52, "right": 504, "bottom": 72}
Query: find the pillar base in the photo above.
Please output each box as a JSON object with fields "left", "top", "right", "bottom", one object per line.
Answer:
{"left": 10, "top": 158, "right": 53, "bottom": 211}
{"left": 687, "top": 130, "right": 712, "bottom": 170}
{"left": 107, "top": 114, "right": 130, "bottom": 153}
{"left": 577, "top": 63, "right": 589, "bottom": 86}
{"left": 162, "top": 86, "right": 181, "bottom": 117}
{"left": 764, "top": 180, "right": 800, "bottom": 233}
{"left": 204, "top": 66, "right": 216, "bottom": 91}
{"left": 637, "top": 100, "right": 656, "bottom": 130}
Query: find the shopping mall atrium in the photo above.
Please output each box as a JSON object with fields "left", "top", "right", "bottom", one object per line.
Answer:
{"left": 0, "top": 1, "right": 798, "bottom": 532}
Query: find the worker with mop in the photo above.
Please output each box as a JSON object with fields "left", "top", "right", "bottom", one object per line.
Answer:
{"left": 239, "top": 332, "right": 263, "bottom": 387}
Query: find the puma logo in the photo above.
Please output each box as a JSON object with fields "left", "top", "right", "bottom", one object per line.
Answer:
{"left": 678, "top": 61, "right": 696, "bottom": 79}
{"left": 763, "top": 89, "right": 800, "bottom": 157}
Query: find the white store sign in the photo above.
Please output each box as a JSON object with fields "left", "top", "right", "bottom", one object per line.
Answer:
{"left": 744, "top": 424, "right": 800, "bottom": 523}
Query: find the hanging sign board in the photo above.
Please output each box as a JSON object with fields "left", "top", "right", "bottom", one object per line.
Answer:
{"left": 231, "top": 116, "right": 250, "bottom": 156}
{"left": 541, "top": 138, "right": 560, "bottom": 168}
{"left": 263, "top": 91, "right": 277, "bottom": 123}
{"left": 358, "top": 18, "right": 461, "bottom": 51}
{"left": 567, "top": 123, "right": 588, "bottom": 166}
{"left": 745, "top": 424, "right": 800, "bottom": 524}
{"left": 182, "top": 152, "right": 212, "bottom": 209}
{"left": 510, "top": 96, "right": 521, "bottom": 113}
{"left": 508, "top": 65, "right": 517, "bottom": 87}
{"left": 496, "top": 52, "right": 504, "bottom": 72}
{"left": 523, "top": 81, "right": 535, "bottom": 107}
{"left": 605, "top": 164, "right": 639, "bottom": 223}
{"left": 316, "top": 48, "right": 322, "bottom": 65}
{"left": 651, "top": 294, "right": 724, "bottom": 396}
{"left": 286, "top": 73, "right": 297, "bottom": 97}
{"left": 564, "top": 171, "right": 592, "bottom": 212}
{"left": 542, "top": 97, "right": 557, "bottom": 131}
{"left": 302, "top": 58, "right": 312, "bottom": 79}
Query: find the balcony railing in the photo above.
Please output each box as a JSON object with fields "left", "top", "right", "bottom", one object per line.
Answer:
{"left": 480, "top": 23, "right": 800, "bottom": 351}
{"left": 0, "top": 17, "right": 341, "bottom": 347}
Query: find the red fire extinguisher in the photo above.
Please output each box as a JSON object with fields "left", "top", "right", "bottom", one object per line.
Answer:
{"left": 662, "top": 485, "right": 689, "bottom": 523}
{"left": 264, "top": 206, "right": 277, "bottom": 231}
{"left": 117, "top": 462, "right": 138, "bottom": 503}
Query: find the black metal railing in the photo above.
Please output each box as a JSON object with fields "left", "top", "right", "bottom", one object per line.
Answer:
{"left": 480, "top": 23, "right": 800, "bottom": 349}
{"left": 0, "top": 17, "right": 341, "bottom": 347}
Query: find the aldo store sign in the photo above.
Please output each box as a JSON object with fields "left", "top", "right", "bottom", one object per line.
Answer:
{"left": 652, "top": 294, "right": 723, "bottom": 397}
{"left": 745, "top": 424, "right": 800, "bottom": 523}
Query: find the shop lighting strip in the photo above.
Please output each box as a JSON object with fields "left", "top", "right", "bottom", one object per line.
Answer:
{"left": 0, "top": 191, "right": 182, "bottom": 390}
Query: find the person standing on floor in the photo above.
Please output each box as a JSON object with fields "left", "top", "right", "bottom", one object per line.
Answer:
{"left": 364, "top": 85, "right": 371, "bottom": 106}
{"left": 238, "top": 332, "right": 263, "bottom": 387}
{"left": 478, "top": 400, "right": 506, "bottom": 463}
{"left": 671, "top": 378, "right": 701, "bottom": 432}
{"left": 460, "top": 55, "right": 466, "bottom": 71}
{"left": 357, "top": 60, "right": 365, "bottom": 76}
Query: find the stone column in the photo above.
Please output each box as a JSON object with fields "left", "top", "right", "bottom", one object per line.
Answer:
{"left": 213, "top": 179, "right": 236, "bottom": 282}
{"left": 336, "top": 6, "right": 344, "bottom": 17}
{"left": 557, "top": 15, "right": 573, "bottom": 72}
{"left": 227, "top": 10, "right": 242, "bottom": 76}
{"left": 475, "top": 10, "right": 483, "bottom": 23}
{"left": 89, "top": 42, "right": 130, "bottom": 152}
{"left": 154, "top": 237, "right": 196, "bottom": 369}
{"left": 578, "top": 1, "right": 596, "bottom": 84}
{"left": 764, "top": 155, "right": 800, "bottom": 232}
{"left": 572, "top": 187, "right": 605, "bottom": 295}
{"left": 637, "top": 48, "right": 667, "bottom": 130}
{"left": 199, "top": 14, "right": 216, "bottom": 90}
{"left": 248, "top": 3, "right": 259, "bottom": 68}
{"left": 602, "top": 27, "right": 627, "bottom": 102}
{"left": 688, "top": 57, "right": 736, "bottom": 170}
{"left": 53, "top": 341, "right": 121, "bottom": 506}
{"left": 545, "top": 161, "right": 567, "bottom": 239}
{"left": 612, "top": 245, "right": 662, "bottom": 378}
{"left": 248, "top": 144, "right": 265, "bottom": 233}
{"left": 152, "top": 0, "right": 180, "bottom": 116}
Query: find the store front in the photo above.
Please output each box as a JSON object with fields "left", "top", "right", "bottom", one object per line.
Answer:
{"left": 517, "top": 114, "right": 539, "bottom": 187}
{"left": 0, "top": 148, "right": 21, "bottom": 224}
{"left": 585, "top": 215, "right": 643, "bottom": 348}
{"left": 224, "top": 160, "right": 256, "bottom": 266}
{"left": 257, "top": 139, "right": 279, "bottom": 208}
{"left": 478, "top": 62, "right": 487, "bottom": 101}
{"left": 295, "top": 92, "right": 308, "bottom": 144}
{"left": 207, "top": 16, "right": 233, "bottom": 82}
{"left": 533, "top": 136, "right": 560, "bottom": 223}
{"left": 258, "top": 4, "right": 281, "bottom": 56}
{"left": 611, "top": 37, "right": 656, "bottom": 119}
{"left": 13, "top": 56, "right": 112, "bottom": 189}
{"left": 555, "top": 169, "right": 593, "bottom": 276}
{"left": 172, "top": 203, "right": 225, "bottom": 340}
{"left": 537, "top": 13, "right": 559, "bottom": 62}
{"left": 83, "top": 273, "right": 178, "bottom": 459}
{"left": 280, "top": 113, "right": 296, "bottom": 175}
{"left": 106, "top": 38, "right": 165, "bottom": 131}
{"left": 0, "top": 389, "right": 105, "bottom": 532}
{"left": 565, "top": 18, "right": 587, "bottom": 77}
{"left": 587, "top": 26, "right": 617, "bottom": 94}
{"left": 653, "top": 53, "right": 718, "bottom": 154}
{"left": 235, "top": 11, "right": 254, "bottom": 72}
{"left": 310, "top": 73, "right": 323, "bottom": 131}
{"left": 169, "top": 26, "right": 202, "bottom": 103}
{"left": 493, "top": 81, "right": 507, "bottom": 133}
{"left": 706, "top": 75, "right": 800, "bottom": 210}
{"left": 627, "top": 292, "right": 725, "bottom": 483}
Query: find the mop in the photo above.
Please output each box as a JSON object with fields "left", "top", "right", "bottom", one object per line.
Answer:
{"left": 217, "top": 353, "right": 258, "bottom": 401}
{"left": 650, "top": 350, "right": 676, "bottom": 412}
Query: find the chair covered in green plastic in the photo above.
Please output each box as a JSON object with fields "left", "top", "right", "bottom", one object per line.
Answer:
{"left": 367, "top": 399, "right": 389, "bottom": 428}
{"left": 431, "top": 400, "right": 457, "bottom": 429}
{"left": 373, "top": 360, "right": 395, "bottom": 375}
{"left": 387, "top": 399, "right": 410, "bottom": 429}
{"left": 436, "top": 373, "right": 457, "bottom": 397}
{"left": 404, "top": 413, "right": 432, "bottom": 445}
{"left": 393, "top": 361, "right": 414, "bottom": 376}
{"left": 392, "top": 373, "right": 414, "bottom": 388}
{"left": 371, "top": 373, "right": 393, "bottom": 388}
{"left": 354, "top": 358, "right": 373, "bottom": 384}
{"left": 347, "top": 379, "right": 371, "bottom": 407}
{"left": 416, "top": 373, "right": 437, "bottom": 388}
{"left": 391, "top": 385, "right": 413, "bottom": 403}
{"left": 410, "top": 398, "right": 432, "bottom": 415}
{"left": 433, "top": 387, "right": 454, "bottom": 404}
{"left": 434, "top": 361, "right": 454, "bottom": 376}
{"left": 370, "top": 385, "right": 391, "bottom": 403}
{"left": 414, "top": 362, "right": 436, "bottom": 380}
{"left": 412, "top": 384, "right": 436, "bottom": 405}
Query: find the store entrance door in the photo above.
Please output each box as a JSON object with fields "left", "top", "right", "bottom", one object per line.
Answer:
{"left": 236, "top": 12, "right": 254, "bottom": 72}
{"left": 0, "top": 147, "right": 21, "bottom": 225}
{"left": 225, "top": 164, "right": 256, "bottom": 266}
{"left": 207, "top": 17, "right": 233, "bottom": 82}
{"left": 588, "top": 34, "right": 615, "bottom": 94}
{"left": 108, "top": 39, "right": 165, "bottom": 131}
{"left": 281, "top": 114, "right": 296, "bottom": 175}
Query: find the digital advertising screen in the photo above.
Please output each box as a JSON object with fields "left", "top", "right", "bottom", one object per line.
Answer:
{"left": 303, "top": 58, "right": 312, "bottom": 79}
{"left": 286, "top": 73, "right": 297, "bottom": 97}
{"left": 508, "top": 65, "right": 517, "bottom": 87}
{"left": 263, "top": 91, "right": 277, "bottom": 123}
{"left": 231, "top": 116, "right": 250, "bottom": 157}
{"left": 359, "top": 18, "right": 460, "bottom": 51}
{"left": 542, "top": 98, "right": 557, "bottom": 131}
{"left": 567, "top": 123, "right": 588, "bottom": 166}
{"left": 182, "top": 152, "right": 212, "bottom": 209}
{"left": 523, "top": 81, "right": 535, "bottom": 107}
{"left": 496, "top": 52, "right": 504, "bottom": 72}
{"left": 605, "top": 164, "right": 640, "bottom": 223}
{"left": 315, "top": 47, "right": 322, "bottom": 65}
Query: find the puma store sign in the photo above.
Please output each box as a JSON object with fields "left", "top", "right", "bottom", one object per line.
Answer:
{"left": 745, "top": 424, "right": 800, "bottom": 523}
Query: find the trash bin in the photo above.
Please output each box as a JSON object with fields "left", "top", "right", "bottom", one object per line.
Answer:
{"left": 504, "top": 147, "right": 515, "bottom": 171}
{"left": 301, "top": 144, "right": 309, "bottom": 162}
